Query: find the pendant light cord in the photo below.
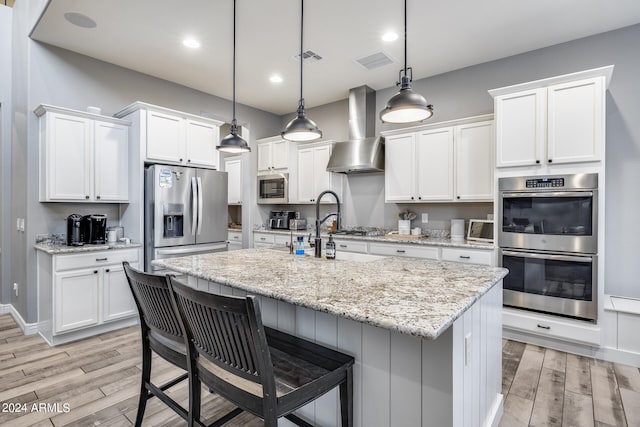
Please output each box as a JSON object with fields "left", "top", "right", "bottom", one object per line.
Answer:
{"left": 232, "top": 0, "right": 237, "bottom": 127}
{"left": 403, "top": 0, "right": 407, "bottom": 75}
{"left": 299, "top": 0, "right": 304, "bottom": 107}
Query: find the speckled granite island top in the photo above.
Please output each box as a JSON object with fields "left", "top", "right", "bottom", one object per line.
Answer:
{"left": 154, "top": 248, "right": 507, "bottom": 340}
{"left": 35, "top": 242, "right": 142, "bottom": 254}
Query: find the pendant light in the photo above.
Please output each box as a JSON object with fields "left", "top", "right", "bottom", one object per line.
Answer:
{"left": 217, "top": 0, "right": 251, "bottom": 153}
{"left": 379, "top": 0, "right": 434, "bottom": 124}
{"left": 281, "top": 0, "right": 322, "bottom": 142}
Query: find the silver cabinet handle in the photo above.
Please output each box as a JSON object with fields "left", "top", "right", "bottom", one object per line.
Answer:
{"left": 537, "top": 324, "right": 551, "bottom": 330}
{"left": 459, "top": 255, "right": 471, "bottom": 259}
{"left": 339, "top": 244, "right": 347, "bottom": 248}
{"left": 396, "top": 249, "right": 406, "bottom": 254}
{"left": 260, "top": 237, "right": 266, "bottom": 241}
{"left": 96, "top": 257, "right": 108, "bottom": 261}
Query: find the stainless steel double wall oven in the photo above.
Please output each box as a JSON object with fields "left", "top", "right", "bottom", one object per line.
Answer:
{"left": 499, "top": 173, "right": 598, "bottom": 321}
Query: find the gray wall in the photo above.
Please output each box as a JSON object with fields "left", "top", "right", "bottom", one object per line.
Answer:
{"left": 9, "top": 1, "right": 282, "bottom": 323}
{"left": 282, "top": 24, "right": 640, "bottom": 298}
{"left": 0, "top": 5, "right": 12, "bottom": 306}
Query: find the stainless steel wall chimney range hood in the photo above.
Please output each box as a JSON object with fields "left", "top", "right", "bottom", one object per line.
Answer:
{"left": 326, "top": 86, "right": 385, "bottom": 174}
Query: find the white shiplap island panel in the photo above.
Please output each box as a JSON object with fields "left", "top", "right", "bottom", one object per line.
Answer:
{"left": 155, "top": 249, "right": 507, "bottom": 427}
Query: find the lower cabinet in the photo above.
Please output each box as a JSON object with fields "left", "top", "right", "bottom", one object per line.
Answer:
{"left": 369, "top": 242, "right": 440, "bottom": 260}
{"left": 228, "top": 230, "right": 243, "bottom": 251}
{"left": 38, "top": 248, "right": 140, "bottom": 345}
{"left": 441, "top": 247, "right": 493, "bottom": 266}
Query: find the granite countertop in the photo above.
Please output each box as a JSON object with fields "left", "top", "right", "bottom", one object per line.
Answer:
{"left": 154, "top": 248, "right": 507, "bottom": 340}
{"left": 35, "top": 242, "right": 142, "bottom": 254}
{"left": 253, "top": 228, "right": 495, "bottom": 250}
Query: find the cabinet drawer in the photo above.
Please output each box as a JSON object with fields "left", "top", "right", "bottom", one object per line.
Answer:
{"left": 369, "top": 243, "right": 439, "bottom": 260}
{"left": 55, "top": 249, "right": 139, "bottom": 272}
{"left": 441, "top": 248, "right": 493, "bottom": 266}
{"left": 503, "top": 308, "right": 600, "bottom": 345}
{"left": 333, "top": 239, "right": 368, "bottom": 253}
{"left": 274, "top": 234, "right": 293, "bottom": 246}
{"left": 253, "top": 233, "right": 275, "bottom": 245}
{"left": 228, "top": 231, "right": 242, "bottom": 242}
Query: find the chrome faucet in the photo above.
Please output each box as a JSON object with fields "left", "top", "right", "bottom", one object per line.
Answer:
{"left": 314, "top": 190, "right": 342, "bottom": 257}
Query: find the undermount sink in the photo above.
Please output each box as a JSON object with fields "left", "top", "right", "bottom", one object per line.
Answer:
{"left": 333, "top": 251, "right": 384, "bottom": 262}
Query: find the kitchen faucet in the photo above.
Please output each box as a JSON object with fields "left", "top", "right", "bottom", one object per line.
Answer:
{"left": 313, "top": 190, "right": 342, "bottom": 257}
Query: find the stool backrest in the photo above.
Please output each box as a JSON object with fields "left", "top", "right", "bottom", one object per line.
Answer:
{"left": 123, "top": 262, "right": 183, "bottom": 344}
{"left": 168, "top": 277, "right": 275, "bottom": 388}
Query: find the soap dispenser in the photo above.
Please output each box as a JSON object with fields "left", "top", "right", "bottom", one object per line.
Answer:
{"left": 326, "top": 234, "right": 336, "bottom": 259}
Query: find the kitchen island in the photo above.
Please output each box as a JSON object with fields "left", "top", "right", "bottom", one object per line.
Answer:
{"left": 154, "top": 248, "right": 508, "bottom": 427}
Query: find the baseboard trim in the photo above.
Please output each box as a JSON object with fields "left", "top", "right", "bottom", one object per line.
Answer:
{"left": 0, "top": 303, "right": 39, "bottom": 335}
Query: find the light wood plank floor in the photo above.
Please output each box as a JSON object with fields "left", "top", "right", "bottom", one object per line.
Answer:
{"left": 1, "top": 314, "right": 639, "bottom": 426}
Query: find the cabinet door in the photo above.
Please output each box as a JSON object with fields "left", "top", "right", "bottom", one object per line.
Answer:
{"left": 146, "top": 110, "right": 185, "bottom": 163}
{"left": 44, "top": 113, "right": 93, "bottom": 201}
{"left": 272, "top": 139, "right": 289, "bottom": 170}
{"left": 225, "top": 158, "right": 242, "bottom": 204}
{"left": 94, "top": 121, "right": 129, "bottom": 202}
{"left": 103, "top": 264, "right": 137, "bottom": 322}
{"left": 416, "top": 128, "right": 454, "bottom": 201}
{"left": 495, "top": 89, "right": 545, "bottom": 167}
{"left": 186, "top": 119, "right": 220, "bottom": 168}
{"left": 257, "top": 142, "right": 273, "bottom": 172}
{"left": 54, "top": 268, "right": 100, "bottom": 333}
{"left": 385, "top": 134, "right": 415, "bottom": 202}
{"left": 297, "top": 147, "right": 316, "bottom": 202}
{"left": 312, "top": 145, "right": 335, "bottom": 201}
{"left": 455, "top": 121, "right": 494, "bottom": 201}
{"left": 547, "top": 77, "right": 603, "bottom": 164}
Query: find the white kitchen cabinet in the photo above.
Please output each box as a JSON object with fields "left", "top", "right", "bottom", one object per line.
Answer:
{"left": 384, "top": 117, "right": 492, "bottom": 203}
{"left": 454, "top": 121, "right": 494, "bottom": 201}
{"left": 37, "top": 247, "right": 140, "bottom": 345}
{"left": 441, "top": 247, "right": 493, "bottom": 266}
{"left": 253, "top": 232, "right": 275, "bottom": 248}
{"left": 36, "top": 105, "right": 130, "bottom": 202}
{"left": 369, "top": 242, "right": 439, "bottom": 260}
{"left": 491, "top": 67, "right": 612, "bottom": 168}
{"left": 228, "top": 230, "right": 243, "bottom": 251}
{"left": 333, "top": 239, "right": 368, "bottom": 254}
{"left": 116, "top": 102, "right": 222, "bottom": 169}
{"left": 296, "top": 142, "right": 343, "bottom": 204}
{"left": 257, "top": 137, "right": 290, "bottom": 173}
{"left": 225, "top": 156, "right": 243, "bottom": 205}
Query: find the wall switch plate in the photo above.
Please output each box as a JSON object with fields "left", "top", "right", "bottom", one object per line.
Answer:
{"left": 421, "top": 213, "right": 429, "bottom": 223}
{"left": 19, "top": 218, "right": 25, "bottom": 232}
{"left": 16, "top": 218, "right": 21, "bottom": 231}
{"left": 13, "top": 283, "right": 18, "bottom": 297}
{"left": 464, "top": 333, "right": 472, "bottom": 366}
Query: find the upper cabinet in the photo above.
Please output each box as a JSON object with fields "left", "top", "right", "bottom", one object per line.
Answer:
{"left": 225, "top": 156, "right": 243, "bottom": 205}
{"left": 257, "top": 136, "right": 290, "bottom": 174}
{"left": 295, "top": 142, "right": 343, "bottom": 204}
{"left": 490, "top": 66, "right": 613, "bottom": 168}
{"left": 36, "top": 105, "right": 130, "bottom": 203}
{"left": 384, "top": 116, "right": 493, "bottom": 203}
{"left": 116, "top": 102, "right": 222, "bottom": 169}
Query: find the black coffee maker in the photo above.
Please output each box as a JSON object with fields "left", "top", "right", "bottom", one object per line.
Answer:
{"left": 82, "top": 214, "right": 108, "bottom": 244}
{"left": 66, "top": 214, "right": 84, "bottom": 246}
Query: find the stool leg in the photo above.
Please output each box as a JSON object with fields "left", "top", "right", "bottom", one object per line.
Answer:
{"left": 339, "top": 367, "right": 354, "bottom": 427}
{"left": 134, "top": 340, "right": 152, "bottom": 427}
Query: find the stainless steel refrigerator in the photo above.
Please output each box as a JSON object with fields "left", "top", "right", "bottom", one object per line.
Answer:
{"left": 145, "top": 164, "right": 228, "bottom": 272}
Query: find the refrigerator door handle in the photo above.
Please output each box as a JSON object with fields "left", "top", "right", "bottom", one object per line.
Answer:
{"left": 191, "top": 177, "right": 198, "bottom": 236}
{"left": 197, "top": 176, "right": 203, "bottom": 235}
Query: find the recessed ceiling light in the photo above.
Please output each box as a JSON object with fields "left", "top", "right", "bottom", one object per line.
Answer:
{"left": 382, "top": 31, "right": 398, "bottom": 42}
{"left": 269, "top": 75, "right": 283, "bottom": 84}
{"left": 64, "top": 12, "right": 97, "bottom": 29}
{"left": 182, "top": 38, "right": 201, "bottom": 49}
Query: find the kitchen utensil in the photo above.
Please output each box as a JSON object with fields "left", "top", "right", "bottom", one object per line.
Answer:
{"left": 107, "top": 230, "right": 118, "bottom": 243}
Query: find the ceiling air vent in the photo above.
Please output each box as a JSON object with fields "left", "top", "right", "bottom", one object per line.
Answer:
{"left": 294, "top": 50, "right": 323, "bottom": 62}
{"left": 354, "top": 51, "right": 395, "bottom": 70}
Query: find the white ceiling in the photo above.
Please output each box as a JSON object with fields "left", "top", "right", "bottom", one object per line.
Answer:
{"left": 31, "top": 0, "right": 640, "bottom": 115}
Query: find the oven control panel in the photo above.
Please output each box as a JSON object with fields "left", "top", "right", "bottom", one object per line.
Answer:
{"left": 525, "top": 177, "right": 565, "bottom": 188}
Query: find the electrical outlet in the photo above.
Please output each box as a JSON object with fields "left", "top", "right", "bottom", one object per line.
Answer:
{"left": 13, "top": 283, "right": 18, "bottom": 297}
{"left": 421, "top": 213, "right": 429, "bottom": 223}
{"left": 19, "top": 218, "right": 25, "bottom": 232}
{"left": 16, "top": 218, "right": 20, "bottom": 231}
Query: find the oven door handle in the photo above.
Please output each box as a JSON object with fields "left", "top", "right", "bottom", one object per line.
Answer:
{"left": 502, "top": 250, "right": 593, "bottom": 263}
{"left": 502, "top": 191, "right": 593, "bottom": 198}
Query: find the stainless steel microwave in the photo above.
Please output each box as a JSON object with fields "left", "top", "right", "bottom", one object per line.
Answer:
{"left": 257, "top": 174, "right": 288, "bottom": 204}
